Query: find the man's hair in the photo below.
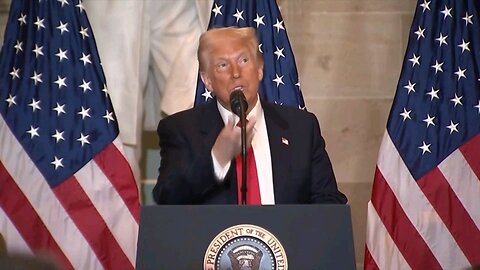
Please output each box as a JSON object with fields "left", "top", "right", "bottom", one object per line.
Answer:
{"left": 197, "top": 27, "right": 263, "bottom": 72}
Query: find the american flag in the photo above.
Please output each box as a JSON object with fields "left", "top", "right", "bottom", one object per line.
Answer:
{"left": 365, "top": 0, "right": 480, "bottom": 269}
{"left": 0, "top": 1, "right": 140, "bottom": 269}
{"left": 195, "top": 0, "right": 306, "bottom": 109}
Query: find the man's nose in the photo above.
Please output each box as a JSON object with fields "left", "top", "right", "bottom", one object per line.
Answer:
{"left": 231, "top": 64, "right": 240, "bottom": 79}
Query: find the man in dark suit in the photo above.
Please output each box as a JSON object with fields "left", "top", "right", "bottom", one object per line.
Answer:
{"left": 152, "top": 27, "right": 347, "bottom": 205}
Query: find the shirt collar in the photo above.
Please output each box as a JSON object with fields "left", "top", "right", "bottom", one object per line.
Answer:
{"left": 217, "top": 95, "right": 262, "bottom": 125}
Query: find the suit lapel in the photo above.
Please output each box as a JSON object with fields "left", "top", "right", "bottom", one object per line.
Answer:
{"left": 262, "top": 102, "right": 290, "bottom": 203}
{"left": 199, "top": 101, "right": 293, "bottom": 203}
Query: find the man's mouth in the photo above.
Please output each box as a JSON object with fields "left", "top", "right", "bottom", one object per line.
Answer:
{"left": 232, "top": 86, "right": 244, "bottom": 92}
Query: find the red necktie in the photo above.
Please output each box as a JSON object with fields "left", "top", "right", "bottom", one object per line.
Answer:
{"left": 235, "top": 147, "right": 261, "bottom": 205}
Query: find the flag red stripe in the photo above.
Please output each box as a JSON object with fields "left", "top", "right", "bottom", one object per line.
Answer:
{"left": 53, "top": 176, "right": 134, "bottom": 270}
{"left": 459, "top": 133, "right": 480, "bottom": 181}
{"left": 94, "top": 143, "right": 139, "bottom": 222}
{"left": 0, "top": 162, "right": 73, "bottom": 270}
{"left": 371, "top": 167, "right": 442, "bottom": 270}
{"left": 418, "top": 169, "right": 480, "bottom": 265}
{"left": 364, "top": 245, "right": 380, "bottom": 270}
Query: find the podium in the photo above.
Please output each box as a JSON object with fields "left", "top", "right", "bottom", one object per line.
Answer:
{"left": 136, "top": 204, "right": 355, "bottom": 270}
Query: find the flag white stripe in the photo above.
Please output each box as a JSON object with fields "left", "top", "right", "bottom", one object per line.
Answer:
{"left": 113, "top": 138, "right": 128, "bottom": 156}
{"left": 0, "top": 116, "right": 103, "bottom": 269}
{"left": 0, "top": 207, "right": 32, "bottom": 255}
{"left": 438, "top": 150, "right": 480, "bottom": 229}
{"left": 75, "top": 160, "right": 138, "bottom": 266}
{"left": 366, "top": 202, "right": 411, "bottom": 270}
{"left": 377, "top": 133, "right": 470, "bottom": 269}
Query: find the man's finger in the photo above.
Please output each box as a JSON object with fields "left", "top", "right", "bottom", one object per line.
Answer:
{"left": 226, "top": 115, "right": 236, "bottom": 129}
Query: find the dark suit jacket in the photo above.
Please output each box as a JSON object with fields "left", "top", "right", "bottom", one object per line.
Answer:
{"left": 152, "top": 100, "right": 347, "bottom": 204}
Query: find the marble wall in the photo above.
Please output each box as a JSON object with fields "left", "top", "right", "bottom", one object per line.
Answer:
{"left": 277, "top": 1, "right": 417, "bottom": 268}
{"left": 0, "top": 1, "right": 7, "bottom": 32}
{"left": 0, "top": 0, "right": 417, "bottom": 268}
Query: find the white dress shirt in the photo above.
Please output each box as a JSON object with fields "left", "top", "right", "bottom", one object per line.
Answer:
{"left": 211, "top": 97, "right": 275, "bottom": 204}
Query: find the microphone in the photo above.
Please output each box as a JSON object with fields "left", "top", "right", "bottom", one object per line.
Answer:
{"left": 229, "top": 88, "right": 248, "bottom": 205}
{"left": 229, "top": 88, "right": 248, "bottom": 117}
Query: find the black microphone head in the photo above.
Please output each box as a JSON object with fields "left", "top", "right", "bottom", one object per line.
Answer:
{"left": 229, "top": 89, "right": 248, "bottom": 117}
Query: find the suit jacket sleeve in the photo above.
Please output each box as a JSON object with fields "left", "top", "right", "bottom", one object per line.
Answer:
{"left": 308, "top": 113, "right": 347, "bottom": 204}
{"left": 152, "top": 114, "right": 222, "bottom": 204}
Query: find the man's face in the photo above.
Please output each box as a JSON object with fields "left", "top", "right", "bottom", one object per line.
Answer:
{"left": 201, "top": 36, "right": 263, "bottom": 113}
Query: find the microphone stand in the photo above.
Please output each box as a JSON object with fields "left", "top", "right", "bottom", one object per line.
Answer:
{"left": 230, "top": 89, "right": 248, "bottom": 205}
{"left": 239, "top": 101, "right": 247, "bottom": 205}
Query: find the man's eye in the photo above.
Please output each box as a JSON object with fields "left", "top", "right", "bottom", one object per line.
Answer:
{"left": 240, "top": 58, "right": 248, "bottom": 63}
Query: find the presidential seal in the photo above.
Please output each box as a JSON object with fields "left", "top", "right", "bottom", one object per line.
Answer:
{"left": 204, "top": 224, "right": 288, "bottom": 270}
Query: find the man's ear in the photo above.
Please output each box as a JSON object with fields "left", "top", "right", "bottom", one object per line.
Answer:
{"left": 200, "top": 72, "right": 212, "bottom": 90}
{"left": 257, "top": 65, "right": 264, "bottom": 81}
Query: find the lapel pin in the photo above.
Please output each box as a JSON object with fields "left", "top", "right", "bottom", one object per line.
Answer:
{"left": 281, "top": 137, "right": 289, "bottom": 145}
